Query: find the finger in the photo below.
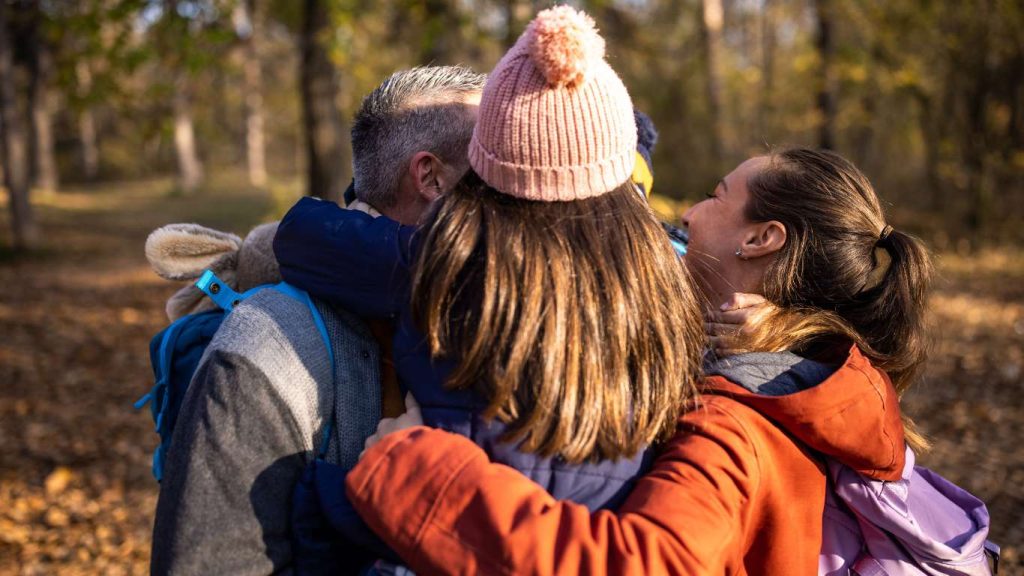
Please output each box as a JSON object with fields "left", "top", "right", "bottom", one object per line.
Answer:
{"left": 709, "top": 335, "right": 734, "bottom": 351}
{"left": 711, "top": 309, "right": 756, "bottom": 326}
{"left": 704, "top": 321, "right": 738, "bottom": 337}
{"left": 374, "top": 417, "right": 397, "bottom": 435}
{"left": 397, "top": 408, "right": 425, "bottom": 428}
{"left": 404, "top": 392, "right": 421, "bottom": 413}
{"left": 719, "top": 292, "right": 767, "bottom": 311}
{"left": 710, "top": 305, "right": 768, "bottom": 327}
{"left": 364, "top": 433, "right": 379, "bottom": 451}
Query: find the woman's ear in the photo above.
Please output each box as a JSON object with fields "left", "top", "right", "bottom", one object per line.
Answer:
{"left": 409, "top": 151, "right": 443, "bottom": 202}
{"left": 740, "top": 220, "right": 786, "bottom": 259}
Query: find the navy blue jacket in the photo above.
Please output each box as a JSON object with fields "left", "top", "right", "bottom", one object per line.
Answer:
{"left": 274, "top": 197, "right": 652, "bottom": 513}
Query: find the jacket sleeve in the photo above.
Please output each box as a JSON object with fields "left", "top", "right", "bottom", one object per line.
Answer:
{"left": 344, "top": 398, "right": 763, "bottom": 576}
{"left": 273, "top": 197, "right": 417, "bottom": 319}
{"left": 151, "top": 350, "right": 308, "bottom": 576}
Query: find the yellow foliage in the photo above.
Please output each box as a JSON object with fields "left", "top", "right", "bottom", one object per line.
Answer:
{"left": 647, "top": 193, "right": 691, "bottom": 222}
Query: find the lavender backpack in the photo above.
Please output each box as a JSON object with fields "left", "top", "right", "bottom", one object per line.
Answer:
{"left": 820, "top": 446, "right": 999, "bottom": 575}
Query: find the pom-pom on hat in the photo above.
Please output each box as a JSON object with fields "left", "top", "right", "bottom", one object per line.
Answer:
{"left": 468, "top": 5, "right": 637, "bottom": 201}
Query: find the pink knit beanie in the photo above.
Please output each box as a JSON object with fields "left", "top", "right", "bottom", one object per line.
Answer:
{"left": 468, "top": 6, "right": 637, "bottom": 201}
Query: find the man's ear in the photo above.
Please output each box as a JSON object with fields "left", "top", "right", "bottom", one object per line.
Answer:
{"left": 740, "top": 220, "right": 786, "bottom": 259}
{"left": 409, "top": 151, "right": 442, "bottom": 202}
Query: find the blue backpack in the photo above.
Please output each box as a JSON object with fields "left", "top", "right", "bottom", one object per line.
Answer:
{"left": 135, "top": 270, "right": 335, "bottom": 482}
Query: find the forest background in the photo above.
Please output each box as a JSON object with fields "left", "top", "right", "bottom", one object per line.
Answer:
{"left": 0, "top": 0, "right": 1022, "bottom": 574}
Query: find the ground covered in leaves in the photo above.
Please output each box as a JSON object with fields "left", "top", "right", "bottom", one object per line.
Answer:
{"left": 0, "top": 177, "right": 1021, "bottom": 574}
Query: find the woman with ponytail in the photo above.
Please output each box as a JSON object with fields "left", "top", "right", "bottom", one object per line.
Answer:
{"left": 687, "top": 149, "right": 933, "bottom": 451}
{"left": 343, "top": 149, "right": 993, "bottom": 574}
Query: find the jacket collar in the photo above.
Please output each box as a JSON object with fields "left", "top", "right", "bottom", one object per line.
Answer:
{"left": 703, "top": 345, "right": 905, "bottom": 481}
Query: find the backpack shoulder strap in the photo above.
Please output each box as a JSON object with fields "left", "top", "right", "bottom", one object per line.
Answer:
{"left": 270, "top": 281, "right": 336, "bottom": 459}
{"left": 195, "top": 270, "right": 337, "bottom": 458}
{"left": 271, "top": 282, "right": 334, "bottom": 366}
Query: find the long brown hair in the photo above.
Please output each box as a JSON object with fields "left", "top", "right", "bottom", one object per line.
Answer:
{"left": 411, "top": 171, "right": 705, "bottom": 463}
{"left": 739, "top": 148, "right": 932, "bottom": 451}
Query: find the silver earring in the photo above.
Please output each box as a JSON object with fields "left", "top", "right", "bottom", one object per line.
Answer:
{"left": 735, "top": 248, "right": 743, "bottom": 258}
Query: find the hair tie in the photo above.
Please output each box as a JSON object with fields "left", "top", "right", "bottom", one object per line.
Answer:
{"left": 862, "top": 229, "right": 894, "bottom": 293}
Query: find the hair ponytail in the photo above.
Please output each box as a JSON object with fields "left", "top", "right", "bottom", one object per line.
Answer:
{"left": 848, "top": 228, "right": 932, "bottom": 389}
{"left": 840, "top": 228, "right": 933, "bottom": 452}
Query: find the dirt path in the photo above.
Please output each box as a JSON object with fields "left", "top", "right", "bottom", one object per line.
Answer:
{"left": 0, "top": 178, "right": 1020, "bottom": 574}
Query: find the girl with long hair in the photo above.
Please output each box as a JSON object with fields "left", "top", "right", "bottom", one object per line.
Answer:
{"left": 273, "top": 5, "right": 705, "bottom": 562}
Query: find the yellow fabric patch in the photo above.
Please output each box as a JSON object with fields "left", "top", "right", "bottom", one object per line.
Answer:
{"left": 632, "top": 151, "right": 654, "bottom": 196}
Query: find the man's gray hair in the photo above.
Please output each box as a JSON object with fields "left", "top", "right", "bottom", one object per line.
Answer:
{"left": 352, "top": 65, "right": 487, "bottom": 209}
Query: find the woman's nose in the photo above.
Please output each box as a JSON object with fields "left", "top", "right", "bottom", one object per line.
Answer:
{"left": 681, "top": 205, "right": 694, "bottom": 228}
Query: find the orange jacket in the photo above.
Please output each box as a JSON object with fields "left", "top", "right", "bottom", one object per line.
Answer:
{"left": 346, "top": 346, "right": 906, "bottom": 575}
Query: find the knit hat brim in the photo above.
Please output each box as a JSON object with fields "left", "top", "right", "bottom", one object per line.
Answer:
{"left": 469, "top": 134, "right": 635, "bottom": 202}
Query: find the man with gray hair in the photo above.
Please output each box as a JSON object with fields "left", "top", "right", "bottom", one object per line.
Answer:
{"left": 150, "top": 65, "right": 485, "bottom": 575}
{"left": 349, "top": 65, "right": 483, "bottom": 223}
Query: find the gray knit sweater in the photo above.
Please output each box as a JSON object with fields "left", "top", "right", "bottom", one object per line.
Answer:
{"left": 151, "top": 289, "right": 383, "bottom": 575}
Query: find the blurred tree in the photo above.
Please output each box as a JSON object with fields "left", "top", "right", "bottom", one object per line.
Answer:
{"left": 233, "top": 0, "right": 267, "bottom": 187}
{"left": 300, "top": 0, "right": 346, "bottom": 202}
{"left": 163, "top": 0, "right": 205, "bottom": 193}
{"left": 74, "top": 60, "right": 100, "bottom": 180}
{"left": 700, "top": 0, "right": 726, "bottom": 169}
{"left": 420, "top": 0, "right": 462, "bottom": 63}
{"left": 503, "top": 0, "right": 528, "bottom": 47}
{"left": 25, "top": 0, "right": 58, "bottom": 192}
{"left": 814, "top": 0, "right": 836, "bottom": 150}
{"left": 45, "top": 1, "right": 141, "bottom": 183}
{"left": 172, "top": 73, "right": 204, "bottom": 194}
{"left": 758, "top": 0, "right": 775, "bottom": 142}
{"left": 0, "top": 0, "right": 38, "bottom": 249}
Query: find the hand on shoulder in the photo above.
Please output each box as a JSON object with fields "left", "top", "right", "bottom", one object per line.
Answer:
{"left": 705, "top": 293, "right": 773, "bottom": 357}
{"left": 360, "top": 393, "right": 425, "bottom": 459}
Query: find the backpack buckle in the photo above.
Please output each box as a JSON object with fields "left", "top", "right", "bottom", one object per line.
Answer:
{"left": 196, "top": 270, "right": 244, "bottom": 312}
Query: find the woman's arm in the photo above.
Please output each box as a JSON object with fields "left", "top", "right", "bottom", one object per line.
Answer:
{"left": 345, "top": 399, "right": 763, "bottom": 576}
{"left": 273, "top": 197, "right": 418, "bottom": 318}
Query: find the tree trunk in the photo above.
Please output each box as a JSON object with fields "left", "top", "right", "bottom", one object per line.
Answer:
{"left": 504, "top": 0, "right": 534, "bottom": 48}
{"left": 758, "top": 0, "right": 775, "bottom": 141}
{"left": 1008, "top": 50, "right": 1024, "bottom": 155}
{"left": 504, "top": 0, "right": 517, "bottom": 48}
{"left": 300, "top": 0, "right": 347, "bottom": 203}
{"left": 913, "top": 90, "right": 944, "bottom": 211}
{"left": 236, "top": 0, "right": 267, "bottom": 187}
{"left": 173, "top": 77, "right": 204, "bottom": 194}
{"left": 0, "top": 2, "right": 38, "bottom": 249}
{"left": 29, "top": 24, "right": 58, "bottom": 192}
{"left": 701, "top": 0, "right": 726, "bottom": 169}
{"left": 958, "top": 3, "right": 992, "bottom": 236}
{"left": 76, "top": 61, "right": 99, "bottom": 180}
{"left": 963, "top": 68, "right": 991, "bottom": 235}
{"left": 814, "top": 0, "right": 837, "bottom": 150}
{"left": 422, "top": 0, "right": 461, "bottom": 64}
{"left": 853, "top": 43, "right": 881, "bottom": 169}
